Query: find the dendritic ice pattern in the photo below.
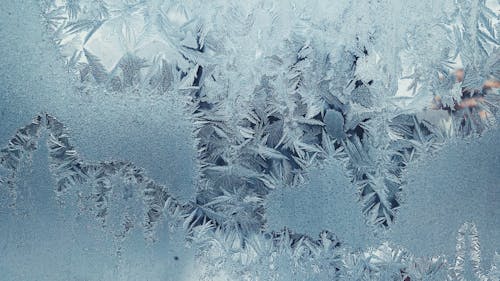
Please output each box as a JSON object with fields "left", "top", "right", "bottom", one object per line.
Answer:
{"left": 0, "top": 0, "right": 499, "bottom": 280}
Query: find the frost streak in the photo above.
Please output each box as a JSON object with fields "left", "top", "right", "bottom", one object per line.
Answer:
{"left": 451, "top": 222, "right": 488, "bottom": 281}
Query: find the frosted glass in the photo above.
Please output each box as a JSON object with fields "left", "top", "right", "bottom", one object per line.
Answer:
{"left": 0, "top": 0, "right": 499, "bottom": 280}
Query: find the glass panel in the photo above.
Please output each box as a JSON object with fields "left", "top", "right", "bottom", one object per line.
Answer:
{"left": 1, "top": 0, "right": 499, "bottom": 280}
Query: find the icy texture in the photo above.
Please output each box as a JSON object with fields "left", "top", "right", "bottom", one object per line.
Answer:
{"left": 0, "top": 120, "right": 198, "bottom": 281}
{"left": 1, "top": 115, "right": 498, "bottom": 280}
{"left": 1, "top": 114, "right": 182, "bottom": 238}
{"left": 390, "top": 128, "right": 500, "bottom": 272}
{"left": 0, "top": 0, "right": 499, "bottom": 280}
{"left": 40, "top": 0, "right": 500, "bottom": 229}
{"left": 265, "top": 156, "right": 376, "bottom": 250}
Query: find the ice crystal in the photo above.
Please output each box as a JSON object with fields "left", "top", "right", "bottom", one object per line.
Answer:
{"left": 1, "top": 114, "right": 183, "bottom": 239}
{"left": 0, "top": 0, "right": 499, "bottom": 279}
{"left": 43, "top": 0, "right": 499, "bottom": 228}
{"left": 0, "top": 115, "right": 43, "bottom": 205}
{"left": 1, "top": 113, "right": 498, "bottom": 280}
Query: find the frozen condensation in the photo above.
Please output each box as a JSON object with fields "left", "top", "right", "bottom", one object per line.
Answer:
{"left": 0, "top": 0, "right": 499, "bottom": 280}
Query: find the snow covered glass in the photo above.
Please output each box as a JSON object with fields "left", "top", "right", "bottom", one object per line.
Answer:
{"left": 0, "top": 0, "right": 499, "bottom": 280}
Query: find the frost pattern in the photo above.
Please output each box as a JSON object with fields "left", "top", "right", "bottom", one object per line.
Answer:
{"left": 452, "top": 222, "right": 488, "bottom": 281}
{"left": 41, "top": 0, "right": 500, "bottom": 229}
{"left": 1, "top": 114, "right": 178, "bottom": 238}
{"left": 389, "top": 127, "right": 500, "bottom": 274}
{"left": 0, "top": 115, "right": 43, "bottom": 206}
{"left": 264, "top": 154, "right": 376, "bottom": 250}
{"left": 1, "top": 115, "right": 499, "bottom": 280}
{"left": 0, "top": 0, "right": 496, "bottom": 279}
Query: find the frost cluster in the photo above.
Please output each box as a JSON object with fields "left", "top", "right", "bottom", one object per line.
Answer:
{"left": 1, "top": 0, "right": 499, "bottom": 280}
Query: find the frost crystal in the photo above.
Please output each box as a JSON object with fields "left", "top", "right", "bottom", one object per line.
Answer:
{"left": 0, "top": 0, "right": 498, "bottom": 279}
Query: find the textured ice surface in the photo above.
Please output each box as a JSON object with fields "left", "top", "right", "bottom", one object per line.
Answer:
{"left": 0, "top": 1, "right": 199, "bottom": 280}
{"left": 390, "top": 128, "right": 500, "bottom": 270}
{"left": 1, "top": 0, "right": 499, "bottom": 280}
{"left": 0, "top": 133, "right": 198, "bottom": 281}
{"left": 265, "top": 157, "right": 376, "bottom": 250}
{"left": 0, "top": 0, "right": 197, "bottom": 203}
